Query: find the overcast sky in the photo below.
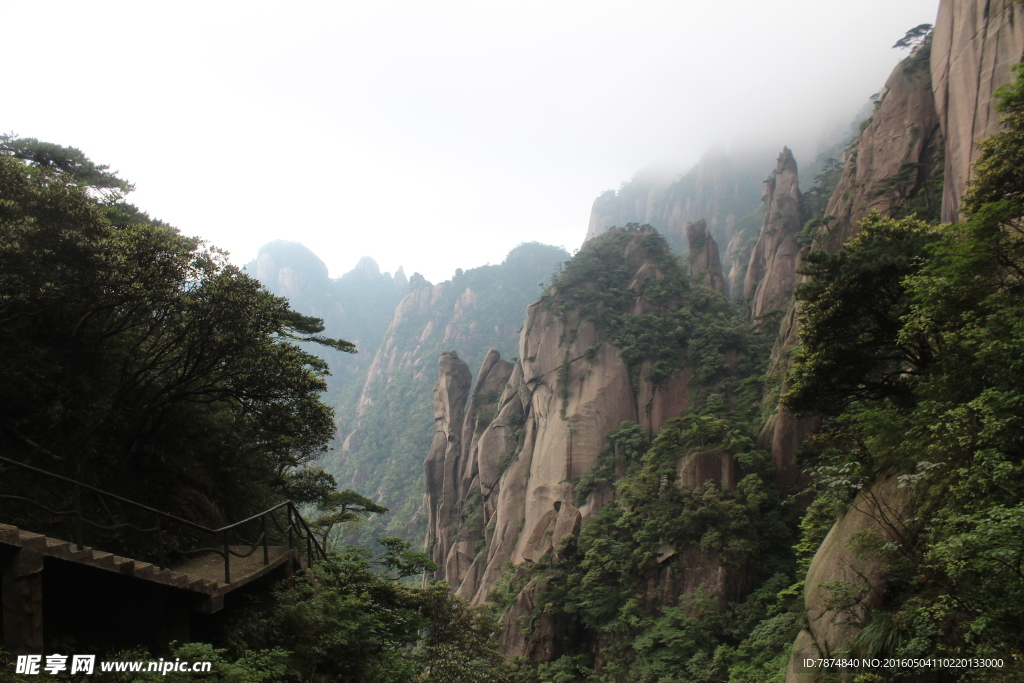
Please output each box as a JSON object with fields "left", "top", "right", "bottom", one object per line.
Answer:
{"left": 5, "top": 0, "right": 938, "bottom": 283}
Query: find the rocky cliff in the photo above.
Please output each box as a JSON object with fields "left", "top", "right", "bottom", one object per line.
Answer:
{"left": 785, "top": 476, "right": 909, "bottom": 681}
{"left": 585, "top": 148, "right": 770, "bottom": 298}
{"left": 418, "top": 0, "right": 1024, "bottom": 672}
{"left": 932, "top": 0, "right": 1024, "bottom": 222}
{"left": 245, "top": 241, "right": 407, "bottom": 434}
{"left": 326, "top": 243, "right": 567, "bottom": 544}
{"left": 772, "top": 1, "right": 1024, "bottom": 675}
{"left": 423, "top": 228, "right": 755, "bottom": 642}
{"left": 818, "top": 38, "right": 944, "bottom": 252}
{"left": 745, "top": 38, "right": 946, "bottom": 491}
{"left": 743, "top": 147, "right": 803, "bottom": 322}
{"left": 685, "top": 219, "right": 726, "bottom": 295}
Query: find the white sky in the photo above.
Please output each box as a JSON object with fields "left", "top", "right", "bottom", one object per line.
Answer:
{"left": 4, "top": 0, "right": 939, "bottom": 283}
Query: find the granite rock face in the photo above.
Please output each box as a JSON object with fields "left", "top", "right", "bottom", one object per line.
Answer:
{"left": 744, "top": 147, "right": 802, "bottom": 322}
{"left": 685, "top": 219, "right": 726, "bottom": 295}
{"left": 334, "top": 245, "right": 568, "bottom": 542}
{"left": 932, "top": 0, "right": 1024, "bottom": 222}
{"left": 423, "top": 351, "right": 474, "bottom": 584}
{"left": 585, "top": 148, "right": 769, "bottom": 298}
{"left": 422, "top": 229, "right": 744, "bottom": 657}
{"left": 427, "top": 3, "right": 1024, "bottom": 666}
{"left": 819, "top": 44, "right": 944, "bottom": 252}
{"left": 755, "top": 43, "right": 945, "bottom": 483}
{"left": 784, "top": 477, "right": 907, "bottom": 683}
{"left": 426, "top": 304, "right": 642, "bottom": 605}
{"left": 775, "top": 2, "right": 1024, "bottom": 666}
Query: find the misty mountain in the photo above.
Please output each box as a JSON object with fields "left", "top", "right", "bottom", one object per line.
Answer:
{"left": 415, "top": 3, "right": 1024, "bottom": 678}
{"left": 248, "top": 239, "right": 571, "bottom": 548}
{"left": 322, "top": 242, "right": 569, "bottom": 547}
{"left": 244, "top": 241, "right": 407, "bottom": 430}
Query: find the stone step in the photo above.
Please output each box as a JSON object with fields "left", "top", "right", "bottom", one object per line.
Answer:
{"left": 44, "top": 537, "right": 90, "bottom": 561}
{"left": 92, "top": 551, "right": 116, "bottom": 569}
{"left": 133, "top": 562, "right": 159, "bottom": 579}
{"left": 18, "top": 530, "right": 47, "bottom": 549}
{"left": 115, "top": 558, "right": 135, "bottom": 574}
{"left": 0, "top": 521, "right": 299, "bottom": 607}
{"left": 44, "top": 537, "right": 70, "bottom": 552}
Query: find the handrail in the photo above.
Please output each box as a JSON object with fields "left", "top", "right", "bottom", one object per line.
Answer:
{"left": 0, "top": 454, "right": 327, "bottom": 582}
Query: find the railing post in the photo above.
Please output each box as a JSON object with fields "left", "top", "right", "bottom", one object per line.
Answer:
{"left": 262, "top": 515, "right": 269, "bottom": 565}
{"left": 73, "top": 484, "right": 84, "bottom": 550}
{"left": 287, "top": 505, "right": 293, "bottom": 550}
{"left": 223, "top": 530, "right": 231, "bottom": 584}
{"left": 155, "top": 514, "right": 165, "bottom": 570}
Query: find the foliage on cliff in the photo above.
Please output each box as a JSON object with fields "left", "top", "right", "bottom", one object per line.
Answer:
{"left": 542, "top": 226, "right": 765, "bottom": 391}
{"left": 467, "top": 227, "right": 802, "bottom": 681}
{"left": 323, "top": 242, "right": 568, "bottom": 549}
{"left": 501, "top": 414, "right": 802, "bottom": 682}
{"left": 784, "top": 214, "right": 939, "bottom": 416}
{"left": 780, "top": 65, "right": 1024, "bottom": 676}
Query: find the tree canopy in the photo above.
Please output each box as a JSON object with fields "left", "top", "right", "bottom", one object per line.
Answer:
{"left": 0, "top": 141, "right": 351, "bottom": 523}
{"left": 893, "top": 23, "right": 933, "bottom": 51}
{"left": 783, "top": 214, "right": 938, "bottom": 416}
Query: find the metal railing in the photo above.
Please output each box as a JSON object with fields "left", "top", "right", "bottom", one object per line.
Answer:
{"left": 0, "top": 455, "right": 327, "bottom": 584}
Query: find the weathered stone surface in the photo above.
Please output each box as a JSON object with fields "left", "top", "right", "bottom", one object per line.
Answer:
{"left": 643, "top": 546, "right": 735, "bottom": 612}
{"left": 458, "top": 350, "right": 515, "bottom": 500}
{"left": 422, "top": 231, "right": 746, "bottom": 651}
{"left": 635, "top": 362, "right": 693, "bottom": 435}
{"left": 744, "top": 148, "right": 802, "bottom": 321}
{"left": 676, "top": 447, "right": 736, "bottom": 491}
{"left": 820, "top": 47, "right": 943, "bottom": 252}
{"left": 421, "top": 349, "right": 520, "bottom": 599}
{"left": 686, "top": 219, "right": 726, "bottom": 295}
{"left": 722, "top": 227, "right": 756, "bottom": 302}
{"left": 499, "top": 579, "right": 556, "bottom": 660}
{"left": 473, "top": 370, "right": 537, "bottom": 603}
{"left": 754, "top": 46, "right": 942, "bottom": 488}
{"left": 585, "top": 148, "right": 770, "bottom": 270}
{"left": 785, "top": 476, "right": 907, "bottom": 682}
{"left": 423, "top": 351, "right": 473, "bottom": 581}
{"left": 783, "top": 629, "right": 818, "bottom": 683}
{"left": 513, "top": 308, "right": 638, "bottom": 565}
{"left": 932, "top": 0, "right": 1024, "bottom": 222}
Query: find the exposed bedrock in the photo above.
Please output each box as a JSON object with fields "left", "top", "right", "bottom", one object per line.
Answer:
{"left": 744, "top": 147, "right": 802, "bottom": 322}
{"left": 423, "top": 230, "right": 740, "bottom": 632}
{"left": 685, "top": 219, "right": 726, "bottom": 295}
{"left": 932, "top": 0, "right": 1024, "bottom": 222}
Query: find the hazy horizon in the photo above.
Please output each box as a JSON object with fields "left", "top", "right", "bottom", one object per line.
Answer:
{"left": 4, "top": 0, "right": 939, "bottom": 283}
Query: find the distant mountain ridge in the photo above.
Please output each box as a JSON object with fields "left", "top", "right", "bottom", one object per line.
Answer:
{"left": 246, "top": 240, "right": 569, "bottom": 547}
{"left": 244, "top": 241, "right": 408, "bottom": 437}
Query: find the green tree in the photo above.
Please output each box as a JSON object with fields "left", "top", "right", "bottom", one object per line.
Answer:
{"left": 892, "top": 24, "right": 933, "bottom": 50}
{"left": 783, "top": 214, "right": 938, "bottom": 416}
{"left": 781, "top": 63, "right": 1024, "bottom": 673}
{"left": 0, "top": 145, "right": 351, "bottom": 532}
{"left": 1, "top": 133, "right": 134, "bottom": 198}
